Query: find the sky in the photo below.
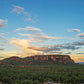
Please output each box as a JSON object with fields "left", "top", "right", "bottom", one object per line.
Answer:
{"left": 0, "top": 0, "right": 84, "bottom": 62}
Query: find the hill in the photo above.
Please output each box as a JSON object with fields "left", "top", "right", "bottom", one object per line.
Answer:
{"left": 0, "top": 55, "right": 74, "bottom": 65}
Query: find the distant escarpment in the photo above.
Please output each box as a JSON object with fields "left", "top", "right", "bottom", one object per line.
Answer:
{"left": 0, "top": 55, "right": 74, "bottom": 65}
{"left": 24, "top": 55, "right": 74, "bottom": 64}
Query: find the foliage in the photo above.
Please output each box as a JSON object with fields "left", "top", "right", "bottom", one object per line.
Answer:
{"left": 0, "top": 64, "right": 84, "bottom": 84}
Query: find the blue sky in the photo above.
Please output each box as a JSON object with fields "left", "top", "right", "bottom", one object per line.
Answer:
{"left": 0, "top": 0, "right": 84, "bottom": 62}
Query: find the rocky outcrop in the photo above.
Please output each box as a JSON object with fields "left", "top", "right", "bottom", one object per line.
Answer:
{"left": 24, "top": 55, "right": 74, "bottom": 64}
{"left": 0, "top": 55, "right": 74, "bottom": 65}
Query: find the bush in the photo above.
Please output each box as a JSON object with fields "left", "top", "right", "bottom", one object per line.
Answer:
{"left": 33, "top": 80, "right": 42, "bottom": 84}
{"left": 22, "top": 80, "right": 33, "bottom": 84}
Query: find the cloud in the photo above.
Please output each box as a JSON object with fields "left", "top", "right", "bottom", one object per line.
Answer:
{"left": 10, "top": 37, "right": 82, "bottom": 56}
{"left": 65, "top": 52, "right": 71, "bottom": 54}
{"left": 62, "top": 45, "right": 80, "bottom": 50}
{"left": 0, "top": 19, "right": 8, "bottom": 28}
{"left": 48, "top": 51, "right": 63, "bottom": 54}
{"left": 0, "top": 35, "right": 8, "bottom": 41}
{"left": 10, "top": 38, "right": 41, "bottom": 56}
{"left": 72, "top": 57, "right": 80, "bottom": 62}
{"left": 16, "top": 26, "right": 41, "bottom": 32}
{"left": 10, "top": 38, "right": 31, "bottom": 49}
{"left": 28, "top": 46, "right": 47, "bottom": 51}
{"left": 12, "top": 5, "right": 24, "bottom": 14}
{"left": 49, "top": 44, "right": 80, "bottom": 51}
{"left": 28, "top": 43, "right": 80, "bottom": 55}
{"left": 12, "top": 5, "right": 30, "bottom": 16}
{"left": 12, "top": 5, "right": 36, "bottom": 23}
{"left": 78, "top": 33, "right": 84, "bottom": 38}
{"left": 25, "top": 18, "right": 36, "bottom": 23}
{"left": 0, "top": 56, "right": 4, "bottom": 58}
{"left": 72, "top": 29, "right": 81, "bottom": 32}
{"left": 73, "top": 41, "right": 84, "bottom": 46}
{"left": 10, "top": 38, "right": 64, "bottom": 56}
{"left": 19, "top": 33, "right": 62, "bottom": 41}
{"left": 77, "top": 53, "right": 84, "bottom": 54}
{"left": 72, "top": 57, "right": 84, "bottom": 62}
{"left": 0, "top": 19, "right": 8, "bottom": 24}
{"left": 0, "top": 44, "right": 5, "bottom": 46}
{"left": 0, "top": 34, "right": 8, "bottom": 52}
{"left": 0, "top": 24, "right": 4, "bottom": 27}
{"left": 10, "top": 26, "right": 84, "bottom": 56}
{"left": 28, "top": 46, "right": 61, "bottom": 52}
{"left": 68, "top": 29, "right": 81, "bottom": 32}
{"left": 0, "top": 48, "right": 4, "bottom": 51}
{"left": 16, "top": 26, "right": 63, "bottom": 42}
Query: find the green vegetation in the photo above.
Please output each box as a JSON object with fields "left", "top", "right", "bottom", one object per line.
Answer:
{"left": 0, "top": 64, "right": 84, "bottom": 84}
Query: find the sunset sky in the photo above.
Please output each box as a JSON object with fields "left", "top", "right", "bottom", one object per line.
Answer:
{"left": 0, "top": 0, "right": 84, "bottom": 62}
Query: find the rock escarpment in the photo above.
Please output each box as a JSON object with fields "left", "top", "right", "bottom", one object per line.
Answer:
{"left": 24, "top": 55, "right": 74, "bottom": 64}
{"left": 0, "top": 55, "right": 74, "bottom": 65}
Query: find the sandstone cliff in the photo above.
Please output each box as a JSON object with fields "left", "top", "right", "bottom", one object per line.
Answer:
{"left": 24, "top": 55, "right": 74, "bottom": 64}
{"left": 0, "top": 55, "right": 74, "bottom": 65}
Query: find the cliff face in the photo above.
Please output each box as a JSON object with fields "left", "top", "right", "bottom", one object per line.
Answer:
{"left": 24, "top": 55, "right": 74, "bottom": 64}
{"left": 0, "top": 55, "right": 74, "bottom": 65}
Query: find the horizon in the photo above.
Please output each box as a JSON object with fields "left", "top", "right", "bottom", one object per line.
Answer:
{"left": 0, "top": 0, "right": 84, "bottom": 62}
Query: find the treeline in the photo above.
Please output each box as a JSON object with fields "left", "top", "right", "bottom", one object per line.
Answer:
{"left": 0, "top": 64, "right": 84, "bottom": 84}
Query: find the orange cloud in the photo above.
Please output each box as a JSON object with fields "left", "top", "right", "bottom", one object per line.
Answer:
{"left": 78, "top": 33, "right": 84, "bottom": 37}
{"left": 72, "top": 56, "right": 84, "bottom": 62}
{"left": 0, "top": 19, "right": 8, "bottom": 28}
{"left": 10, "top": 38, "right": 42, "bottom": 56}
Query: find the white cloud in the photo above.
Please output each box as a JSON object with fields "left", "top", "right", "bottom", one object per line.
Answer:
{"left": 68, "top": 29, "right": 81, "bottom": 32}
{"left": 12, "top": 5, "right": 30, "bottom": 16}
{"left": 10, "top": 38, "right": 31, "bottom": 49}
{"left": 16, "top": 26, "right": 63, "bottom": 42}
{"left": 10, "top": 25, "right": 65, "bottom": 56}
{"left": 16, "top": 26, "right": 41, "bottom": 32}
{"left": 12, "top": 5, "right": 36, "bottom": 23}
{"left": 12, "top": 5, "right": 24, "bottom": 14}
